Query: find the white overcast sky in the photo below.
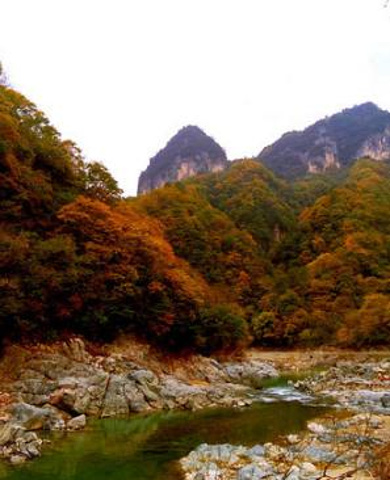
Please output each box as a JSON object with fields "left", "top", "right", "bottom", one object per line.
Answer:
{"left": 1, "top": 0, "right": 389, "bottom": 195}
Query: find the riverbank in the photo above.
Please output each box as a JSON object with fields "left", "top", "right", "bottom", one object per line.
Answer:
{"left": 0, "top": 339, "right": 389, "bottom": 476}
{"left": 180, "top": 350, "right": 390, "bottom": 480}
{"left": 180, "top": 412, "right": 390, "bottom": 480}
{"left": 0, "top": 338, "right": 278, "bottom": 464}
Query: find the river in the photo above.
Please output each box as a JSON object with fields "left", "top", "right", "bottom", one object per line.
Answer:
{"left": 0, "top": 388, "right": 328, "bottom": 480}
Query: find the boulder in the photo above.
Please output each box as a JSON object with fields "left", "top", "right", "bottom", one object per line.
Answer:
{"left": 128, "top": 369, "right": 159, "bottom": 387}
{"left": 381, "top": 393, "right": 390, "bottom": 408}
{"left": 237, "top": 464, "right": 270, "bottom": 479}
{"left": 223, "top": 361, "right": 278, "bottom": 388}
{"left": 0, "top": 423, "right": 13, "bottom": 446}
{"left": 62, "top": 338, "right": 91, "bottom": 363}
{"left": 123, "top": 382, "right": 150, "bottom": 413}
{"left": 67, "top": 414, "right": 86, "bottom": 431}
{"left": 101, "top": 375, "right": 130, "bottom": 417}
{"left": 10, "top": 403, "right": 52, "bottom": 430}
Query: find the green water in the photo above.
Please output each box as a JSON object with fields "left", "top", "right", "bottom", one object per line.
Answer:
{"left": 0, "top": 401, "right": 327, "bottom": 480}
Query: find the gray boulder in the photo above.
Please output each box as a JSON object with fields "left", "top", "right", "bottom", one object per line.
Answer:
{"left": 10, "top": 403, "right": 53, "bottom": 430}
{"left": 381, "top": 393, "right": 390, "bottom": 408}
{"left": 237, "top": 464, "right": 270, "bottom": 479}
{"left": 101, "top": 375, "right": 130, "bottom": 417}
{"left": 67, "top": 414, "right": 86, "bottom": 431}
{"left": 224, "top": 361, "right": 278, "bottom": 388}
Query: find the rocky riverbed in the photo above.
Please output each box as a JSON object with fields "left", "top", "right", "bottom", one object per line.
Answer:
{"left": 0, "top": 338, "right": 277, "bottom": 464}
{"left": 1, "top": 341, "right": 389, "bottom": 477}
{"left": 180, "top": 353, "right": 390, "bottom": 480}
{"left": 294, "top": 360, "right": 390, "bottom": 414}
{"left": 180, "top": 413, "right": 390, "bottom": 480}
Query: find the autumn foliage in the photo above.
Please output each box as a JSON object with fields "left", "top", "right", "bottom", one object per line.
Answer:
{"left": 1, "top": 79, "right": 390, "bottom": 352}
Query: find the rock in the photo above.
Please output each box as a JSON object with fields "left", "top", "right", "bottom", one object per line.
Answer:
{"left": 129, "top": 369, "right": 159, "bottom": 387}
{"left": 10, "top": 403, "right": 52, "bottom": 430}
{"left": 237, "top": 464, "right": 269, "bottom": 480}
{"left": 0, "top": 423, "right": 13, "bottom": 446}
{"left": 123, "top": 382, "right": 150, "bottom": 413}
{"left": 258, "top": 102, "right": 390, "bottom": 178}
{"left": 287, "top": 434, "right": 300, "bottom": 445}
{"left": 160, "top": 377, "right": 207, "bottom": 409}
{"left": 381, "top": 393, "right": 390, "bottom": 408}
{"left": 10, "top": 454, "right": 27, "bottom": 465}
{"left": 246, "top": 445, "right": 265, "bottom": 457}
{"left": 50, "top": 388, "right": 77, "bottom": 413}
{"left": 14, "top": 430, "right": 42, "bottom": 458}
{"left": 67, "top": 414, "right": 86, "bottom": 431}
{"left": 62, "top": 338, "right": 90, "bottom": 363}
{"left": 137, "top": 125, "right": 228, "bottom": 195}
{"left": 264, "top": 443, "right": 286, "bottom": 461}
{"left": 101, "top": 375, "right": 130, "bottom": 417}
{"left": 223, "top": 361, "right": 278, "bottom": 388}
{"left": 307, "top": 422, "right": 327, "bottom": 435}
{"left": 303, "top": 445, "right": 337, "bottom": 464}
{"left": 301, "top": 462, "right": 317, "bottom": 474}
{"left": 285, "top": 465, "right": 300, "bottom": 480}
{"left": 193, "top": 462, "right": 222, "bottom": 480}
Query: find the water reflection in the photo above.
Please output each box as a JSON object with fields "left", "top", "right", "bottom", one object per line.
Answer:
{"left": 2, "top": 400, "right": 327, "bottom": 480}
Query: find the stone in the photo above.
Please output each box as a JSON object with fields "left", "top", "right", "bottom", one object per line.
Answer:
{"left": 237, "top": 464, "right": 269, "bottom": 480}
{"left": 50, "top": 388, "right": 77, "bottom": 413}
{"left": 285, "top": 465, "right": 300, "bottom": 480}
{"left": 246, "top": 445, "right": 265, "bottom": 457}
{"left": 10, "top": 454, "right": 27, "bottom": 465}
{"left": 303, "top": 445, "right": 337, "bottom": 464}
{"left": 129, "top": 369, "right": 159, "bottom": 387}
{"left": 14, "top": 430, "right": 42, "bottom": 459}
{"left": 264, "top": 443, "right": 286, "bottom": 461}
{"left": 224, "top": 361, "right": 278, "bottom": 389}
{"left": 307, "top": 422, "right": 327, "bottom": 434}
{"left": 10, "top": 403, "right": 52, "bottom": 430}
{"left": 287, "top": 434, "right": 300, "bottom": 444}
{"left": 101, "top": 375, "right": 130, "bottom": 417}
{"left": 62, "top": 338, "right": 90, "bottom": 363}
{"left": 380, "top": 393, "right": 390, "bottom": 408}
{"left": 123, "top": 382, "right": 150, "bottom": 413}
{"left": 0, "top": 423, "right": 13, "bottom": 446}
{"left": 301, "top": 462, "right": 317, "bottom": 474}
{"left": 67, "top": 414, "right": 86, "bottom": 431}
{"left": 194, "top": 462, "right": 222, "bottom": 480}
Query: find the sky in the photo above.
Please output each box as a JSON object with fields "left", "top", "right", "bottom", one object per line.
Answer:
{"left": 1, "top": 0, "right": 390, "bottom": 196}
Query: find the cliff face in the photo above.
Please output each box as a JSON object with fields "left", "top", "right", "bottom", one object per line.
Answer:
{"left": 137, "top": 126, "right": 227, "bottom": 194}
{"left": 258, "top": 102, "right": 390, "bottom": 178}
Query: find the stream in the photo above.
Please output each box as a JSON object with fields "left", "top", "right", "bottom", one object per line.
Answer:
{"left": 0, "top": 387, "right": 328, "bottom": 480}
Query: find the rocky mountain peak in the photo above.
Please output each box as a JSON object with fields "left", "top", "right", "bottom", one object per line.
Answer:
{"left": 137, "top": 126, "right": 227, "bottom": 195}
{"left": 258, "top": 102, "right": 390, "bottom": 179}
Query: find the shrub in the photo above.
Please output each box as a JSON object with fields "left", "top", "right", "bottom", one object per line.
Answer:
{"left": 191, "top": 305, "right": 249, "bottom": 355}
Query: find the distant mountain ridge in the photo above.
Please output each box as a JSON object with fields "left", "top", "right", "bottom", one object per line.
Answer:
{"left": 137, "top": 125, "right": 227, "bottom": 195}
{"left": 258, "top": 102, "right": 390, "bottom": 178}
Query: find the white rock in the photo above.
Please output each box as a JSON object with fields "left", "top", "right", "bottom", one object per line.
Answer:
{"left": 10, "top": 455, "right": 26, "bottom": 465}
{"left": 67, "top": 414, "right": 87, "bottom": 431}
{"left": 307, "top": 422, "right": 327, "bottom": 434}
{"left": 301, "top": 462, "right": 317, "bottom": 473}
{"left": 287, "top": 434, "right": 300, "bottom": 444}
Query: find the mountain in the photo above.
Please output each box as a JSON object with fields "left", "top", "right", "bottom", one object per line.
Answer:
{"left": 258, "top": 102, "right": 390, "bottom": 179}
{"left": 137, "top": 125, "right": 228, "bottom": 194}
{"left": 2, "top": 75, "right": 390, "bottom": 352}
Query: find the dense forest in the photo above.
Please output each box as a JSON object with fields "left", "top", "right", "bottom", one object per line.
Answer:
{"left": 1, "top": 80, "right": 389, "bottom": 354}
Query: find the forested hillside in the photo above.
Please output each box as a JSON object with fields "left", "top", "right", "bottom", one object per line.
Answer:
{"left": 1, "top": 81, "right": 389, "bottom": 353}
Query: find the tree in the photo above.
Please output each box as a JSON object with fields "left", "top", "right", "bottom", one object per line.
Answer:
{"left": 81, "top": 161, "right": 123, "bottom": 204}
